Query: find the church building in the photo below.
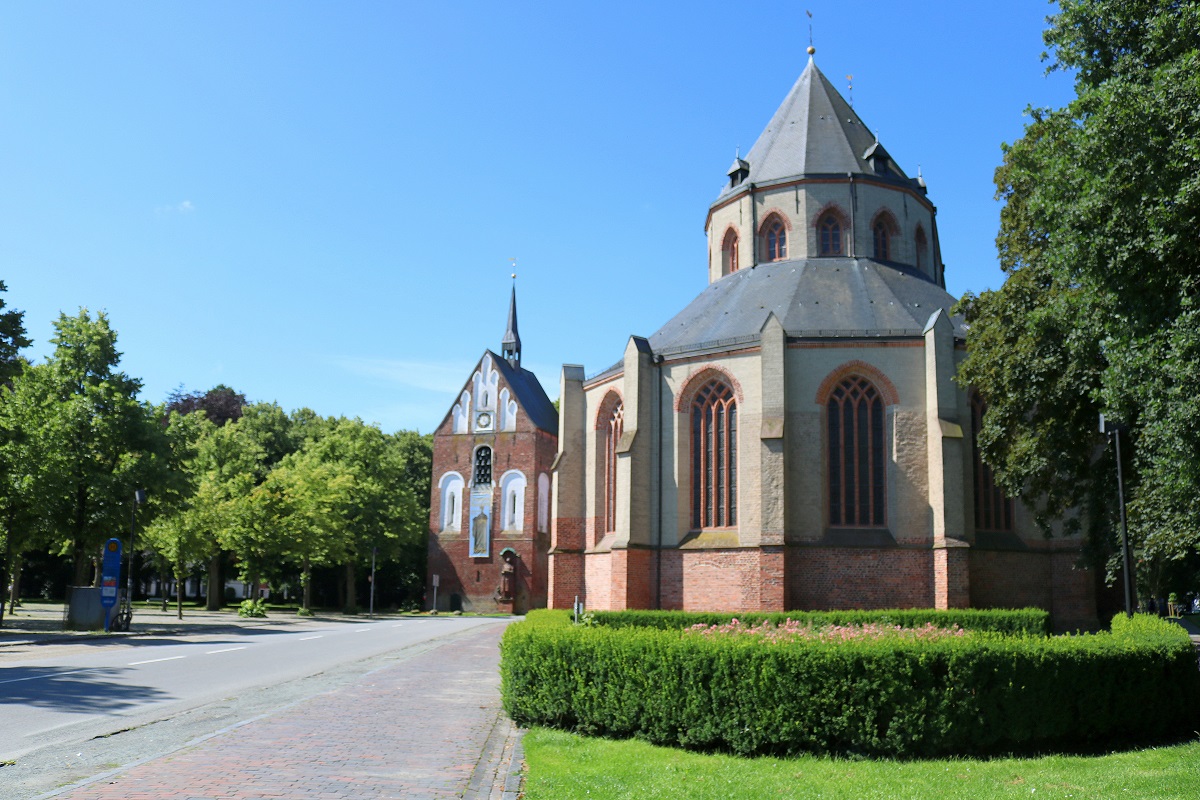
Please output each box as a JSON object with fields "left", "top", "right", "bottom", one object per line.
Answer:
{"left": 429, "top": 51, "right": 1100, "bottom": 630}
{"left": 426, "top": 289, "right": 557, "bottom": 614}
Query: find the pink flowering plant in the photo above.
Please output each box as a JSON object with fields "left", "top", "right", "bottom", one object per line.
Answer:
{"left": 685, "top": 616, "right": 968, "bottom": 643}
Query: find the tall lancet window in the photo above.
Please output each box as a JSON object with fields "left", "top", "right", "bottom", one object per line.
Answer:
{"left": 872, "top": 219, "right": 891, "bottom": 260}
{"left": 970, "top": 394, "right": 1013, "bottom": 532}
{"left": 474, "top": 446, "right": 492, "bottom": 485}
{"left": 818, "top": 212, "right": 843, "bottom": 256}
{"left": 603, "top": 401, "right": 624, "bottom": 533}
{"left": 827, "top": 376, "right": 885, "bottom": 526}
{"left": 766, "top": 220, "right": 787, "bottom": 261}
{"left": 691, "top": 380, "right": 737, "bottom": 529}
{"left": 722, "top": 228, "right": 739, "bottom": 274}
{"left": 915, "top": 227, "right": 929, "bottom": 272}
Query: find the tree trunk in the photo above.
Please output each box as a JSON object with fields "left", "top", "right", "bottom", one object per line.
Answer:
{"left": 302, "top": 558, "right": 311, "bottom": 613}
{"left": 160, "top": 568, "right": 168, "bottom": 611}
{"left": 344, "top": 562, "right": 357, "bottom": 613}
{"left": 7, "top": 555, "right": 22, "bottom": 615}
{"left": 175, "top": 565, "right": 184, "bottom": 620}
{"left": 72, "top": 539, "right": 89, "bottom": 587}
{"left": 206, "top": 552, "right": 222, "bottom": 611}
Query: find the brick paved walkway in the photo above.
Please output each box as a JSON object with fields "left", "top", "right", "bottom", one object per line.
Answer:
{"left": 46, "top": 622, "right": 520, "bottom": 800}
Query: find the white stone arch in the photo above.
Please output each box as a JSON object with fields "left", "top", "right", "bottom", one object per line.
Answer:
{"left": 537, "top": 472, "right": 550, "bottom": 532}
{"left": 451, "top": 390, "right": 470, "bottom": 434}
{"left": 498, "top": 469, "right": 527, "bottom": 531}
{"left": 438, "top": 471, "right": 465, "bottom": 531}
{"left": 498, "top": 387, "right": 519, "bottom": 432}
{"left": 473, "top": 354, "right": 500, "bottom": 411}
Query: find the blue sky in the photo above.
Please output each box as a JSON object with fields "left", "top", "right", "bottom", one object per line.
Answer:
{"left": 0, "top": 1, "right": 1075, "bottom": 434}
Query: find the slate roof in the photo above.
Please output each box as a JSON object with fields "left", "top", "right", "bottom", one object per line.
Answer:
{"left": 490, "top": 350, "right": 558, "bottom": 434}
{"left": 715, "top": 57, "right": 911, "bottom": 203}
{"left": 646, "top": 258, "right": 966, "bottom": 357}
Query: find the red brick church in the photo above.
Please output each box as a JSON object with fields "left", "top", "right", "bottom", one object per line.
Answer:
{"left": 427, "top": 51, "right": 1101, "bottom": 630}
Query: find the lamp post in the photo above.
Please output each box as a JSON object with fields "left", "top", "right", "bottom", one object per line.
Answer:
{"left": 1100, "top": 414, "right": 1134, "bottom": 616}
{"left": 126, "top": 489, "right": 146, "bottom": 609}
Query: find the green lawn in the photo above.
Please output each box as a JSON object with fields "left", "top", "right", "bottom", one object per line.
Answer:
{"left": 521, "top": 728, "right": 1200, "bottom": 800}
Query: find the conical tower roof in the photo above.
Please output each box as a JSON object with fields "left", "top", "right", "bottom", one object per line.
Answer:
{"left": 715, "top": 56, "right": 909, "bottom": 202}
{"left": 501, "top": 285, "right": 521, "bottom": 367}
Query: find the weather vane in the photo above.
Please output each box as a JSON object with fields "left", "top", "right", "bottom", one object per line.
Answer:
{"left": 806, "top": 9, "right": 815, "bottom": 55}
{"left": 509, "top": 257, "right": 517, "bottom": 281}
{"left": 846, "top": 74, "right": 854, "bottom": 107}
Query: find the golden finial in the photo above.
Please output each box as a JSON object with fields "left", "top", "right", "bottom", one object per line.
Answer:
{"left": 806, "top": 9, "right": 815, "bottom": 56}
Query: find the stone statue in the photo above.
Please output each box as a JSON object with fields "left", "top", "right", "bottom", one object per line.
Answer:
{"left": 470, "top": 510, "right": 488, "bottom": 556}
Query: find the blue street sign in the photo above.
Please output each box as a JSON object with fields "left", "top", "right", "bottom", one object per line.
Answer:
{"left": 100, "top": 538, "right": 122, "bottom": 610}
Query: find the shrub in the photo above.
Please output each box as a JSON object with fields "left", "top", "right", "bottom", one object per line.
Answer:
{"left": 593, "top": 608, "right": 1051, "bottom": 636}
{"left": 237, "top": 598, "right": 268, "bottom": 618}
{"left": 501, "top": 610, "right": 1200, "bottom": 758}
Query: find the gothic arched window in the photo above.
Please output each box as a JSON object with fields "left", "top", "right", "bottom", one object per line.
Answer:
{"left": 971, "top": 394, "right": 1013, "bottom": 532}
{"left": 818, "top": 212, "right": 843, "bottom": 256}
{"left": 604, "top": 402, "right": 624, "bottom": 533}
{"left": 872, "top": 219, "right": 891, "bottom": 260}
{"left": 722, "top": 228, "right": 739, "bottom": 274}
{"left": 827, "top": 376, "right": 885, "bottom": 526}
{"left": 691, "top": 379, "right": 737, "bottom": 529}
{"left": 915, "top": 227, "right": 929, "bottom": 272}
{"left": 766, "top": 220, "right": 787, "bottom": 261}
{"left": 473, "top": 446, "right": 492, "bottom": 485}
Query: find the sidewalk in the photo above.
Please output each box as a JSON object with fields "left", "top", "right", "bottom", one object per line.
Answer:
{"left": 4, "top": 606, "right": 526, "bottom": 799}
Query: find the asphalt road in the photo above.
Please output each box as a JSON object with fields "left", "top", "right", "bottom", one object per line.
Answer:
{"left": 0, "top": 615, "right": 509, "bottom": 798}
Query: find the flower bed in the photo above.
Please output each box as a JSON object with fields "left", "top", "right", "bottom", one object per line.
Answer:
{"left": 686, "top": 617, "right": 969, "bottom": 643}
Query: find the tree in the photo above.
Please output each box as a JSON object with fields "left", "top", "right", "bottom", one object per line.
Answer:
{"left": 215, "top": 403, "right": 298, "bottom": 595}
{"left": 8, "top": 310, "right": 168, "bottom": 586}
{"left": 297, "top": 418, "right": 428, "bottom": 612}
{"left": 139, "top": 411, "right": 215, "bottom": 618}
{"left": 956, "top": 0, "right": 1200, "bottom": 595}
{"left": 165, "top": 384, "right": 247, "bottom": 427}
{"left": 162, "top": 384, "right": 248, "bottom": 607}
{"left": 0, "top": 281, "right": 31, "bottom": 624}
{"left": 257, "top": 448, "right": 353, "bottom": 613}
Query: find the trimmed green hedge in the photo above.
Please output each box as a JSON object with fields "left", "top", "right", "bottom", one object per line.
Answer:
{"left": 592, "top": 607, "right": 1051, "bottom": 636}
{"left": 501, "top": 610, "right": 1200, "bottom": 758}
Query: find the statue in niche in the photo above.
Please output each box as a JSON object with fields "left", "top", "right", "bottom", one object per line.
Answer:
{"left": 470, "top": 510, "right": 489, "bottom": 557}
{"left": 497, "top": 549, "right": 517, "bottom": 601}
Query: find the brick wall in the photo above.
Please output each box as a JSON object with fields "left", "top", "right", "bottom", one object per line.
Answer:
{"left": 788, "top": 546, "right": 933, "bottom": 609}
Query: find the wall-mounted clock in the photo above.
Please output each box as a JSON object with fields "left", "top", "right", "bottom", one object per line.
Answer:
{"left": 475, "top": 411, "right": 493, "bottom": 431}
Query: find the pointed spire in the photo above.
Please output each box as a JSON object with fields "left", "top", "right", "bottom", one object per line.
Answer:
{"left": 501, "top": 276, "right": 521, "bottom": 368}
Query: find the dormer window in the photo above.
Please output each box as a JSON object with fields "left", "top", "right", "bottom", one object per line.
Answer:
{"left": 818, "top": 212, "right": 843, "bottom": 256}
{"left": 727, "top": 157, "right": 750, "bottom": 188}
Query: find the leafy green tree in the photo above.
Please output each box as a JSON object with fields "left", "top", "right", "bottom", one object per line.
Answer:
{"left": 956, "top": 0, "right": 1200, "bottom": 594}
{"left": 139, "top": 411, "right": 215, "bottom": 618}
{"left": 257, "top": 448, "right": 354, "bottom": 613}
{"left": 161, "top": 385, "right": 248, "bottom": 608}
{"left": 7, "top": 311, "right": 168, "bottom": 586}
{"left": 215, "top": 403, "right": 298, "bottom": 595}
{"left": 0, "top": 281, "right": 31, "bottom": 624}
{"left": 0, "top": 283, "right": 31, "bottom": 623}
{"left": 297, "top": 418, "right": 428, "bottom": 612}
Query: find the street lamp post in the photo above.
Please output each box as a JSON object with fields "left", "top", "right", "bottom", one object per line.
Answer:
{"left": 125, "top": 489, "right": 147, "bottom": 617}
{"left": 1100, "top": 414, "right": 1134, "bottom": 616}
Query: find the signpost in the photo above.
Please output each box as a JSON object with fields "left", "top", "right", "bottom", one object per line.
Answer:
{"left": 432, "top": 573, "right": 439, "bottom": 612}
{"left": 100, "top": 538, "right": 123, "bottom": 632}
